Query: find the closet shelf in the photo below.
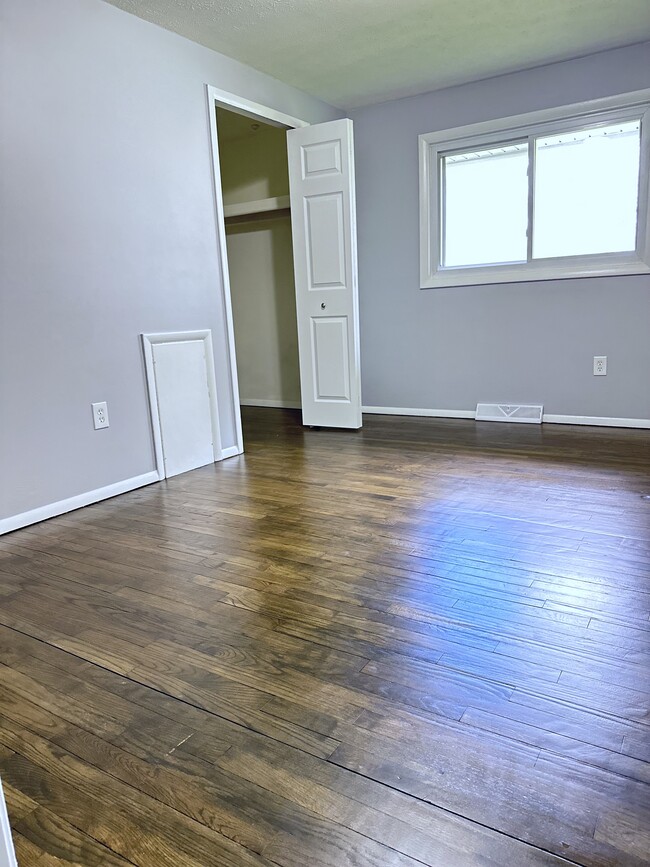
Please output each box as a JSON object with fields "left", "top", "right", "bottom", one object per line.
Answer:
{"left": 223, "top": 195, "right": 291, "bottom": 219}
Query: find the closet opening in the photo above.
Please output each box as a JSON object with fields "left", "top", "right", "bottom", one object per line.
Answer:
{"left": 215, "top": 106, "right": 301, "bottom": 445}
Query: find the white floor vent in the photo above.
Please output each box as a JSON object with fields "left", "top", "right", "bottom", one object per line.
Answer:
{"left": 476, "top": 403, "right": 543, "bottom": 424}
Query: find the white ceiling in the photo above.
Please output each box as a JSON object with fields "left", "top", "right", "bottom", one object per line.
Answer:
{"left": 103, "top": 0, "right": 650, "bottom": 108}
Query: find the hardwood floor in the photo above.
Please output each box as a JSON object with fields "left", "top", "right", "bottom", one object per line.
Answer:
{"left": 1, "top": 407, "right": 650, "bottom": 866}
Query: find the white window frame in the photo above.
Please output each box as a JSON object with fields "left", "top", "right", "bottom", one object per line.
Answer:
{"left": 419, "top": 89, "right": 650, "bottom": 289}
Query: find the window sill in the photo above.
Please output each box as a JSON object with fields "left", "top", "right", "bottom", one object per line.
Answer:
{"left": 421, "top": 254, "right": 650, "bottom": 289}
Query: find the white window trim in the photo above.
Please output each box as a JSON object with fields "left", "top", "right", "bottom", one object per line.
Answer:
{"left": 419, "top": 89, "right": 650, "bottom": 289}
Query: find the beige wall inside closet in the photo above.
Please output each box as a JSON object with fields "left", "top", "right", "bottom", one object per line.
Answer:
{"left": 217, "top": 109, "right": 301, "bottom": 408}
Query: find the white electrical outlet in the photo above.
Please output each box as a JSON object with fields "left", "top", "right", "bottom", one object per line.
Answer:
{"left": 92, "top": 401, "right": 110, "bottom": 429}
{"left": 593, "top": 356, "right": 607, "bottom": 376}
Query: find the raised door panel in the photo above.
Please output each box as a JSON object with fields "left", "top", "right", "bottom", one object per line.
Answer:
{"left": 304, "top": 193, "right": 347, "bottom": 289}
{"left": 311, "top": 316, "right": 351, "bottom": 401}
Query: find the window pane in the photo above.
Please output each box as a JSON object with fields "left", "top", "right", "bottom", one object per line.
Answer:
{"left": 533, "top": 121, "right": 640, "bottom": 259}
{"left": 442, "top": 143, "right": 528, "bottom": 268}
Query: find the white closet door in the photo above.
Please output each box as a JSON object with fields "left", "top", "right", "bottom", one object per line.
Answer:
{"left": 152, "top": 340, "right": 215, "bottom": 477}
{"left": 287, "top": 118, "right": 362, "bottom": 429}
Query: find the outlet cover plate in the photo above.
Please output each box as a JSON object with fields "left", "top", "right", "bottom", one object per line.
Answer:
{"left": 593, "top": 356, "right": 607, "bottom": 376}
{"left": 92, "top": 401, "right": 110, "bottom": 429}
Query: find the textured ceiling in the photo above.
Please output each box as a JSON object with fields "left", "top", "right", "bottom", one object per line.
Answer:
{"left": 103, "top": 0, "right": 650, "bottom": 108}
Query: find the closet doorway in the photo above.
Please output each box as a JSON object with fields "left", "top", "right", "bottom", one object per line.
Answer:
{"left": 216, "top": 107, "right": 302, "bottom": 431}
{"left": 208, "top": 86, "right": 363, "bottom": 456}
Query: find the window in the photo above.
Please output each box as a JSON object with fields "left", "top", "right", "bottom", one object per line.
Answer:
{"left": 420, "top": 92, "right": 650, "bottom": 288}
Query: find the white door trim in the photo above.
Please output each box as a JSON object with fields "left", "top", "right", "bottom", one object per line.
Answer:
{"left": 142, "top": 330, "right": 223, "bottom": 479}
{"left": 0, "top": 780, "right": 17, "bottom": 867}
{"left": 205, "top": 84, "right": 311, "bottom": 455}
{"left": 207, "top": 86, "right": 310, "bottom": 130}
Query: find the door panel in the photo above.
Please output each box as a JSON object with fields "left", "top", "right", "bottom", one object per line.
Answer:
{"left": 288, "top": 118, "right": 362, "bottom": 429}
{"left": 311, "top": 316, "right": 350, "bottom": 401}
{"left": 301, "top": 139, "right": 342, "bottom": 177}
{"left": 305, "top": 193, "right": 346, "bottom": 288}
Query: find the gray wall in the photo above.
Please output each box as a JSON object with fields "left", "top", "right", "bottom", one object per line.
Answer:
{"left": 352, "top": 43, "right": 650, "bottom": 418}
{"left": 0, "top": 0, "right": 338, "bottom": 521}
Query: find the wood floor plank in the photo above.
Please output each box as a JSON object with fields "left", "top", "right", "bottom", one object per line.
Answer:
{"left": 13, "top": 807, "right": 137, "bottom": 866}
{"left": 0, "top": 719, "right": 276, "bottom": 866}
{"left": 1, "top": 407, "right": 649, "bottom": 865}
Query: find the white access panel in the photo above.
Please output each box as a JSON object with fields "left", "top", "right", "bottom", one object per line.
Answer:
{"left": 151, "top": 339, "right": 215, "bottom": 478}
{"left": 287, "top": 118, "right": 362, "bottom": 429}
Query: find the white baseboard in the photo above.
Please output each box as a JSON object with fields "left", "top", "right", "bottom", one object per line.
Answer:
{"left": 0, "top": 471, "right": 159, "bottom": 536}
{"left": 3, "top": 409, "right": 646, "bottom": 538}
{"left": 240, "top": 399, "right": 301, "bottom": 409}
{"left": 220, "top": 445, "right": 242, "bottom": 459}
{"left": 362, "top": 405, "right": 475, "bottom": 419}
{"left": 542, "top": 414, "right": 650, "bottom": 429}
{"left": 362, "top": 405, "right": 650, "bottom": 429}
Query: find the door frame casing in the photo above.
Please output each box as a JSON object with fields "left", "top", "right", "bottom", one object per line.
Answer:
{"left": 0, "top": 779, "right": 17, "bottom": 867}
{"left": 142, "top": 330, "right": 222, "bottom": 480}
{"left": 206, "top": 84, "right": 311, "bottom": 456}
